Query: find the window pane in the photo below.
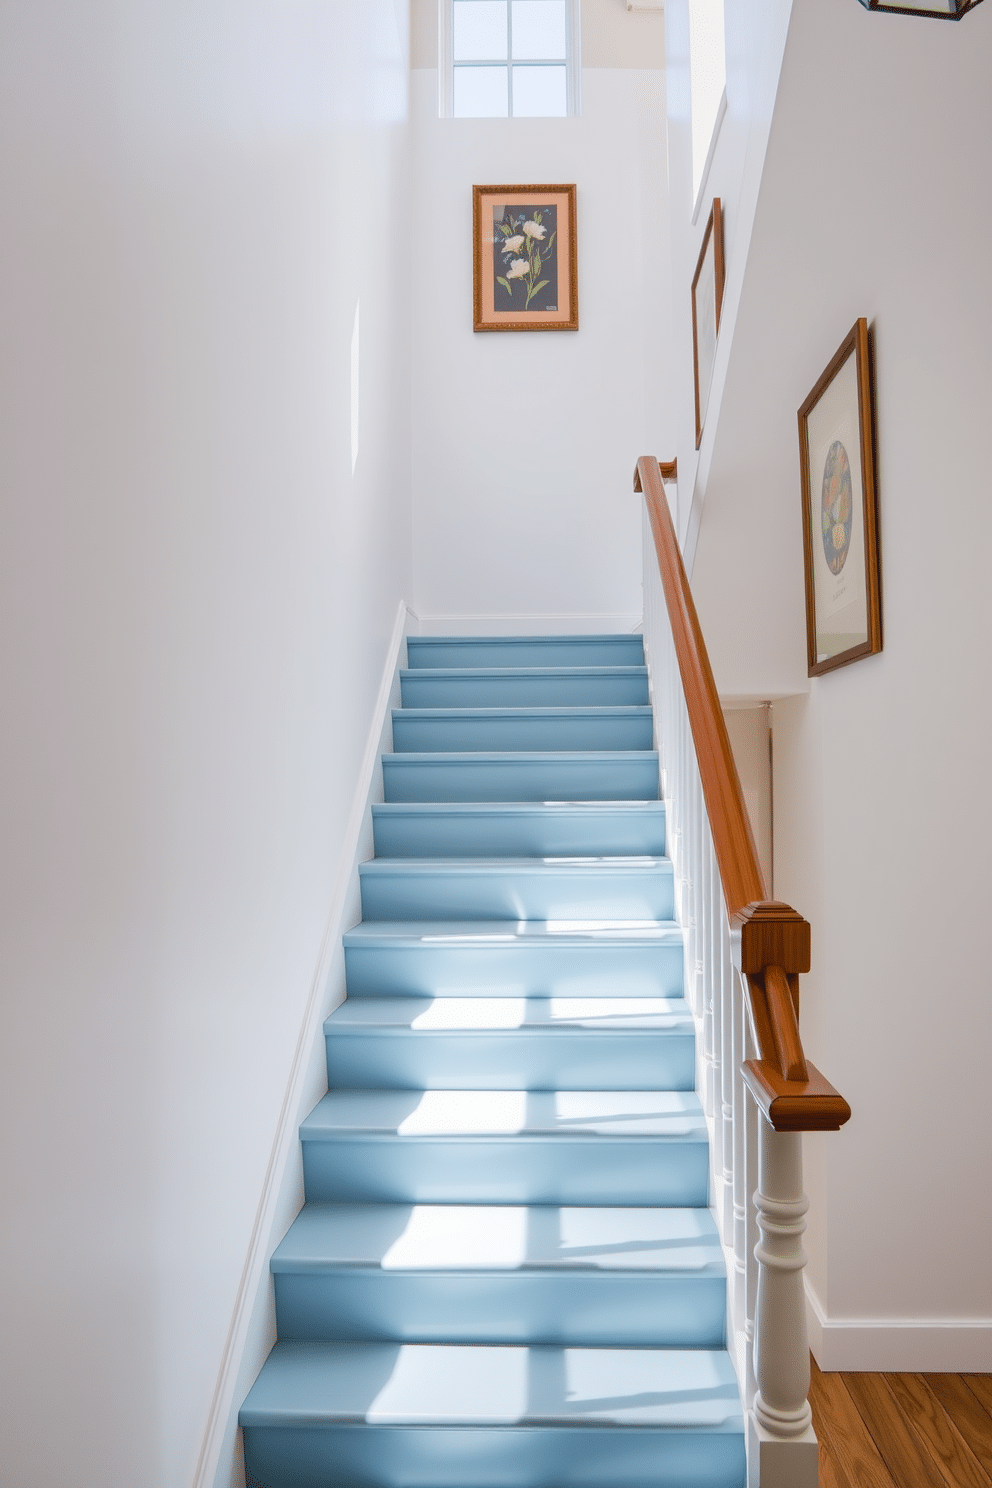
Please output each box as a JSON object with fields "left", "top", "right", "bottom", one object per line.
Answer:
{"left": 511, "top": 1, "right": 567, "bottom": 61}
{"left": 453, "top": 1, "right": 508, "bottom": 61}
{"left": 688, "top": 0, "right": 726, "bottom": 202}
{"left": 453, "top": 65, "right": 510, "bottom": 116}
{"left": 511, "top": 64, "right": 567, "bottom": 117}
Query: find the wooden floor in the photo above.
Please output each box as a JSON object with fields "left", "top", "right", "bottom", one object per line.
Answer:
{"left": 810, "top": 1357, "right": 992, "bottom": 1488}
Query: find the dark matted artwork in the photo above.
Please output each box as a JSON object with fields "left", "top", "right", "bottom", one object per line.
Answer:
{"left": 491, "top": 204, "right": 559, "bottom": 315}
{"left": 473, "top": 184, "right": 578, "bottom": 332}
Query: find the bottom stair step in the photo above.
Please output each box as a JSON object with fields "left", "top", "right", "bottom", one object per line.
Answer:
{"left": 241, "top": 1341, "right": 746, "bottom": 1488}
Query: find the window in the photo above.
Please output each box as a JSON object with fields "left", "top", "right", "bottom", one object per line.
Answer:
{"left": 688, "top": 0, "right": 726, "bottom": 210}
{"left": 445, "top": 1, "right": 578, "bottom": 118}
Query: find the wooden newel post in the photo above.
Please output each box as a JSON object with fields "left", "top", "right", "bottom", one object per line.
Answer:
{"left": 747, "top": 1121, "right": 818, "bottom": 1487}
{"left": 734, "top": 902, "right": 848, "bottom": 1488}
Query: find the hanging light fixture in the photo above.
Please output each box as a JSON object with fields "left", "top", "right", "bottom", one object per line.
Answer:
{"left": 858, "top": 0, "right": 983, "bottom": 16}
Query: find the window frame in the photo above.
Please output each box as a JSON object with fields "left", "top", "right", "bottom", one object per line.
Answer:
{"left": 439, "top": 0, "right": 582, "bottom": 119}
{"left": 687, "top": 0, "right": 727, "bottom": 219}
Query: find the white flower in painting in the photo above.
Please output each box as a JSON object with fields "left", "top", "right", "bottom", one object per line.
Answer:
{"left": 522, "top": 220, "right": 546, "bottom": 240}
{"left": 501, "top": 235, "right": 525, "bottom": 254}
{"left": 505, "top": 258, "right": 529, "bottom": 279}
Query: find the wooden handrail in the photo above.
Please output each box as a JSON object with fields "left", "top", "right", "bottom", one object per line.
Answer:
{"left": 635, "top": 456, "right": 851, "bottom": 1134}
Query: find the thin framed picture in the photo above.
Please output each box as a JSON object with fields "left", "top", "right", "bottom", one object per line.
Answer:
{"left": 691, "top": 198, "right": 725, "bottom": 448}
{"left": 797, "top": 317, "right": 882, "bottom": 677}
{"left": 473, "top": 184, "right": 578, "bottom": 332}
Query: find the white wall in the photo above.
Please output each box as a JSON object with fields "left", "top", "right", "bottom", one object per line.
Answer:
{"left": 723, "top": 706, "right": 772, "bottom": 893}
{"left": 684, "top": 0, "right": 992, "bottom": 1365}
{"left": 663, "top": 0, "right": 794, "bottom": 551}
{"left": 409, "top": 0, "right": 674, "bottom": 635}
{"left": 0, "top": 3, "right": 413, "bottom": 1483}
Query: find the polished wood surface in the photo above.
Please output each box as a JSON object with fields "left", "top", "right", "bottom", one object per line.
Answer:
{"left": 762, "top": 964, "right": 808, "bottom": 1082}
{"left": 742, "top": 1059, "right": 851, "bottom": 1132}
{"left": 811, "top": 1357, "right": 992, "bottom": 1488}
{"left": 737, "top": 900, "right": 810, "bottom": 975}
{"left": 635, "top": 455, "right": 765, "bottom": 914}
{"left": 635, "top": 455, "right": 850, "bottom": 1133}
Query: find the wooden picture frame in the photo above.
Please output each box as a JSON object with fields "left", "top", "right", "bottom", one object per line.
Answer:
{"left": 798, "top": 317, "right": 882, "bottom": 676}
{"left": 691, "top": 198, "right": 725, "bottom": 448}
{"left": 473, "top": 184, "right": 578, "bottom": 332}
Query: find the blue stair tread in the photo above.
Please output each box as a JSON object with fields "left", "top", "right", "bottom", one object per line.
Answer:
{"left": 391, "top": 714, "right": 655, "bottom": 756}
{"left": 343, "top": 920, "right": 685, "bottom": 1000}
{"left": 400, "top": 666, "right": 649, "bottom": 679}
{"left": 382, "top": 752, "right": 660, "bottom": 803}
{"left": 391, "top": 709, "right": 654, "bottom": 751}
{"left": 406, "top": 635, "right": 645, "bottom": 669}
{"left": 240, "top": 1341, "right": 743, "bottom": 1429}
{"left": 393, "top": 706, "right": 654, "bottom": 720}
{"left": 344, "top": 919, "right": 682, "bottom": 947}
{"left": 402, "top": 677, "right": 651, "bottom": 710}
{"left": 360, "top": 856, "right": 669, "bottom": 874}
{"left": 358, "top": 857, "right": 674, "bottom": 922}
{"left": 372, "top": 801, "right": 665, "bottom": 814}
{"left": 358, "top": 858, "right": 673, "bottom": 922}
{"left": 326, "top": 996, "right": 691, "bottom": 1033}
{"left": 383, "top": 750, "right": 657, "bottom": 763}
{"left": 301, "top": 1090, "right": 707, "bottom": 1140}
{"left": 372, "top": 801, "right": 665, "bottom": 825}
{"left": 371, "top": 801, "right": 667, "bottom": 861}
{"left": 272, "top": 1203, "right": 724, "bottom": 1276}
{"left": 399, "top": 669, "right": 650, "bottom": 705}
{"left": 323, "top": 993, "right": 696, "bottom": 1093}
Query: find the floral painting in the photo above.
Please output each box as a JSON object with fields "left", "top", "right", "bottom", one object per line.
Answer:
{"left": 473, "top": 184, "right": 577, "bottom": 331}
{"left": 820, "top": 440, "right": 853, "bottom": 575}
{"left": 492, "top": 206, "right": 559, "bottom": 314}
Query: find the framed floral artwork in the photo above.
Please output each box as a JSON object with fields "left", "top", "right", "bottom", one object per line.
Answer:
{"left": 473, "top": 184, "right": 578, "bottom": 332}
{"left": 691, "top": 198, "right": 724, "bottom": 448}
{"left": 798, "top": 317, "right": 882, "bottom": 676}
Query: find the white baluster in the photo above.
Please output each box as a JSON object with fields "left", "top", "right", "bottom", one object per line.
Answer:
{"left": 747, "top": 1122, "right": 819, "bottom": 1488}
{"left": 719, "top": 907, "right": 735, "bottom": 1246}
{"left": 744, "top": 1063, "right": 759, "bottom": 1408}
{"left": 677, "top": 708, "right": 686, "bottom": 904}
{"left": 693, "top": 769, "right": 705, "bottom": 1023}
{"left": 732, "top": 966, "right": 747, "bottom": 1334}
{"left": 683, "top": 761, "right": 693, "bottom": 1003}
{"left": 675, "top": 710, "right": 685, "bottom": 923}
{"left": 701, "top": 825, "right": 716, "bottom": 1120}
{"left": 686, "top": 769, "right": 698, "bottom": 1020}
{"left": 707, "top": 828, "right": 723, "bottom": 1183}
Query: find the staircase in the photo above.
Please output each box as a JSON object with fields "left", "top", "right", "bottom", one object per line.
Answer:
{"left": 240, "top": 633, "right": 747, "bottom": 1488}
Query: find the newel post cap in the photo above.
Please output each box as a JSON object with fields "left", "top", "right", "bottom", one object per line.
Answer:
{"left": 734, "top": 901, "right": 811, "bottom": 976}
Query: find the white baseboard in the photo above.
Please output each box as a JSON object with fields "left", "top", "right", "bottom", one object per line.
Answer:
{"left": 806, "top": 1279, "right": 992, "bottom": 1372}
{"left": 418, "top": 611, "right": 642, "bottom": 637}
{"left": 193, "top": 597, "right": 418, "bottom": 1488}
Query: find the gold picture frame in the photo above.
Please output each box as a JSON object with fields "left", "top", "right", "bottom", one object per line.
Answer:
{"left": 473, "top": 184, "right": 578, "bottom": 332}
{"left": 798, "top": 317, "right": 882, "bottom": 676}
